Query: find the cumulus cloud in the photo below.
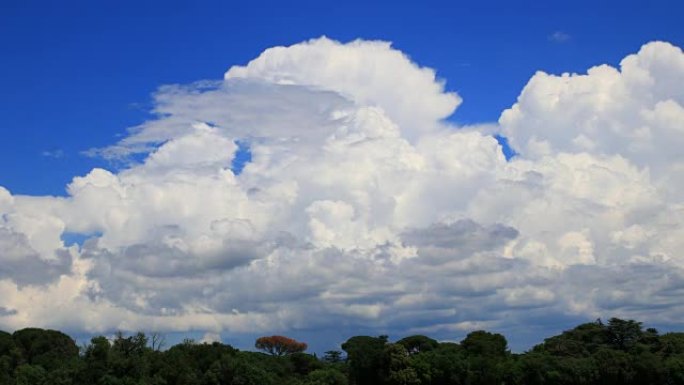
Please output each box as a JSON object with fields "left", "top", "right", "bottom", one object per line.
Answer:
{"left": 500, "top": 42, "right": 684, "bottom": 176}
{"left": 225, "top": 37, "right": 461, "bottom": 139}
{"left": 1, "top": 38, "right": 683, "bottom": 349}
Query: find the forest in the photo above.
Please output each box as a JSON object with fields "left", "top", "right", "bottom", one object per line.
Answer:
{"left": 0, "top": 317, "right": 683, "bottom": 385}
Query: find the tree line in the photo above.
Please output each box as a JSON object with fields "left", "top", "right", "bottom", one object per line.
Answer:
{"left": 0, "top": 317, "right": 683, "bottom": 384}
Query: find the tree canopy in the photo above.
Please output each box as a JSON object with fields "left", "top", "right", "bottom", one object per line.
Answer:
{"left": 255, "top": 335, "right": 308, "bottom": 356}
{"left": 0, "top": 318, "right": 682, "bottom": 384}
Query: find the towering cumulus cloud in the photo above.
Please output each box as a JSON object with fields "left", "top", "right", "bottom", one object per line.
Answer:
{"left": 1, "top": 38, "right": 683, "bottom": 346}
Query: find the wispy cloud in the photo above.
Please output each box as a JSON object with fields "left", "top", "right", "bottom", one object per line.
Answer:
{"left": 548, "top": 30, "right": 571, "bottom": 43}
{"left": 41, "top": 149, "right": 64, "bottom": 158}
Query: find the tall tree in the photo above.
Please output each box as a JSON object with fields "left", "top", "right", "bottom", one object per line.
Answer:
{"left": 342, "top": 335, "right": 388, "bottom": 385}
{"left": 461, "top": 331, "right": 509, "bottom": 385}
{"left": 606, "top": 318, "right": 643, "bottom": 350}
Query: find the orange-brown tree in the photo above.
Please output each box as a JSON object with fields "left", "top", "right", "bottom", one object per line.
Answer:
{"left": 255, "top": 335, "right": 307, "bottom": 356}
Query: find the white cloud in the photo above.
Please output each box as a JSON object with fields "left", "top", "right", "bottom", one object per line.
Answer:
{"left": 225, "top": 37, "right": 461, "bottom": 140}
{"left": 0, "top": 38, "right": 683, "bottom": 349}
{"left": 548, "top": 31, "right": 571, "bottom": 43}
{"left": 500, "top": 42, "right": 684, "bottom": 178}
{"left": 41, "top": 149, "right": 65, "bottom": 158}
{"left": 200, "top": 332, "right": 222, "bottom": 344}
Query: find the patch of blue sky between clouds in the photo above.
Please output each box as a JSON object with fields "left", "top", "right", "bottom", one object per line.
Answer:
{"left": 494, "top": 134, "right": 517, "bottom": 160}
{"left": 231, "top": 140, "right": 252, "bottom": 175}
{"left": 61, "top": 231, "right": 102, "bottom": 248}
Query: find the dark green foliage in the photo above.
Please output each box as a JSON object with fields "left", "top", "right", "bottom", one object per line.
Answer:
{"left": 306, "top": 367, "right": 348, "bottom": 385}
{"left": 15, "top": 364, "right": 46, "bottom": 385}
{"left": 537, "top": 320, "right": 609, "bottom": 356}
{"left": 12, "top": 328, "right": 79, "bottom": 370}
{"left": 461, "top": 330, "right": 508, "bottom": 357}
{"left": 0, "top": 318, "right": 681, "bottom": 384}
{"left": 606, "top": 318, "right": 643, "bottom": 350}
{"left": 290, "top": 352, "right": 324, "bottom": 376}
{"left": 397, "top": 336, "right": 439, "bottom": 355}
{"left": 660, "top": 333, "right": 684, "bottom": 355}
{"left": 460, "top": 331, "right": 509, "bottom": 385}
{"left": 380, "top": 343, "right": 419, "bottom": 385}
{"left": 108, "top": 332, "right": 151, "bottom": 382}
{"left": 323, "top": 350, "right": 343, "bottom": 363}
{"left": 80, "top": 336, "right": 110, "bottom": 384}
{"left": 511, "top": 317, "right": 680, "bottom": 385}
{"left": 0, "top": 331, "right": 15, "bottom": 357}
{"left": 223, "top": 353, "right": 279, "bottom": 385}
{"left": 342, "top": 335, "right": 388, "bottom": 385}
{"left": 409, "top": 342, "right": 468, "bottom": 385}
{"left": 664, "top": 354, "right": 684, "bottom": 385}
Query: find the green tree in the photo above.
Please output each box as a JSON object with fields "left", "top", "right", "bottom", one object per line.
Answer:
{"left": 290, "top": 352, "right": 323, "bottom": 376}
{"left": 15, "top": 364, "right": 46, "bottom": 385}
{"left": 80, "top": 336, "right": 111, "bottom": 384}
{"left": 12, "top": 328, "right": 79, "bottom": 371}
{"left": 592, "top": 347, "right": 635, "bottom": 385}
{"left": 108, "top": 331, "right": 152, "bottom": 382}
{"left": 660, "top": 333, "right": 684, "bottom": 356}
{"left": 461, "top": 331, "right": 509, "bottom": 385}
{"left": 306, "top": 368, "right": 348, "bottom": 385}
{"left": 0, "top": 330, "right": 17, "bottom": 383}
{"left": 396, "top": 335, "right": 439, "bottom": 355}
{"left": 663, "top": 354, "right": 684, "bottom": 385}
{"left": 225, "top": 352, "right": 279, "bottom": 385}
{"left": 606, "top": 318, "right": 643, "bottom": 351}
{"left": 380, "top": 344, "right": 419, "bottom": 385}
{"left": 536, "top": 320, "right": 609, "bottom": 357}
{"left": 323, "top": 351, "right": 343, "bottom": 363}
{"left": 342, "top": 335, "right": 388, "bottom": 385}
{"left": 409, "top": 342, "right": 468, "bottom": 385}
{"left": 461, "top": 330, "right": 507, "bottom": 357}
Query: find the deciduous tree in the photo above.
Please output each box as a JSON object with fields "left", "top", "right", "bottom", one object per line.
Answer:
{"left": 255, "top": 335, "right": 307, "bottom": 356}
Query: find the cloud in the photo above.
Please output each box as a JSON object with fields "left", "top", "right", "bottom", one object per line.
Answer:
{"left": 201, "top": 332, "right": 222, "bottom": 344}
{"left": 401, "top": 220, "right": 518, "bottom": 265}
{"left": 548, "top": 31, "right": 571, "bottom": 43}
{"left": 225, "top": 37, "right": 461, "bottom": 140}
{"left": 0, "top": 227, "right": 72, "bottom": 285}
{"left": 42, "top": 149, "right": 65, "bottom": 158}
{"left": 1, "top": 38, "right": 684, "bottom": 350}
{"left": 500, "top": 42, "right": 684, "bottom": 176}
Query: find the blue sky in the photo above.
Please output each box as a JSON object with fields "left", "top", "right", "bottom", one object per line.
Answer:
{"left": 1, "top": 0, "right": 682, "bottom": 195}
{"left": 1, "top": 0, "right": 684, "bottom": 353}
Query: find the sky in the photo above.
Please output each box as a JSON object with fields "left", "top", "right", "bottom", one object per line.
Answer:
{"left": 0, "top": 0, "right": 683, "bottom": 352}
